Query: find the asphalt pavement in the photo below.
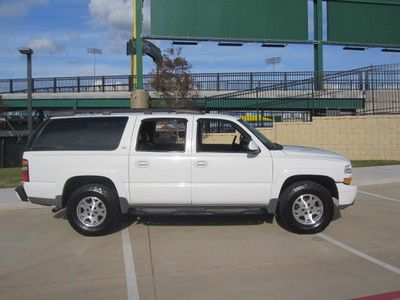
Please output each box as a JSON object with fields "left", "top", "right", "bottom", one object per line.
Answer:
{"left": 0, "top": 166, "right": 399, "bottom": 300}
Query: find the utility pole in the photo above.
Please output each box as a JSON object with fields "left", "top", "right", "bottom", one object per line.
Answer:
{"left": 314, "top": 0, "right": 323, "bottom": 90}
{"left": 130, "top": 0, "right": 149, "bottom": 108}
{"left": 134, "top": 0, "right": 144, "bottom": 90}
{"left": 18, "top": 47, "right": 34, "bottom": 138}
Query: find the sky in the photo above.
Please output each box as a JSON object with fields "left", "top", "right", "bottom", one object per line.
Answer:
{"left": 0, "top": 0, "right": 399, "bottom": 79}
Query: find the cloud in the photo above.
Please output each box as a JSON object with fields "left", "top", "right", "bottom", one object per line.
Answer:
{"left": 68, "top": 32, "right": 80, "bottom": 42}
{"left": 26, "top": 37, "right": 63, "bottom": 54}
{"left": 67, "top": 58, "right": 85, "bottom": 65}
{"left": 0, "top": 0, "right": 48, "bottom": 18}
{"left": 107, "top": 31, "right": 129, "bottom": 54}
{"left": 89, "top": 0, "right": 150, "bottom": 54}
{"left": 89, "top": 0, "right": 132, "bottom": 32}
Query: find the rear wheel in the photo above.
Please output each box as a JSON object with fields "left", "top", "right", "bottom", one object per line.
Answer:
{"left": 66, "top": 184, "right": 121, "bottom": 236}
{"left": 277, "top": 181, "right": 334, "bottom": 234}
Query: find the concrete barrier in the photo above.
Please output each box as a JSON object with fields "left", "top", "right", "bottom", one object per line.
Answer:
{"left": 258, "top": 115, "right": 400, "bottom": 160}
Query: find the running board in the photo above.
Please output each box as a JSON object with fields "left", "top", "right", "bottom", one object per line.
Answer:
{"left": 130, "top": 205, "right": 268, "bottom": 216}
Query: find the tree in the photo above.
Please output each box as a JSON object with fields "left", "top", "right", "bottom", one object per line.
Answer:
{"left": 150, "top": 47, "right": 198, "bottom": 109}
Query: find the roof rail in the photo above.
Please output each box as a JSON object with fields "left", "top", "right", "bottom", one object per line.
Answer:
{"left": 52, "top": 108, "right": 206, "bottom": 117}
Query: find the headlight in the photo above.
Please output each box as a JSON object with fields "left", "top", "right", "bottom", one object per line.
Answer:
{"left": 345, "top": 164, "right": 352, "bottom": 174}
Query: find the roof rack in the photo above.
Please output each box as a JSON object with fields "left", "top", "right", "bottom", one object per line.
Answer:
{"left": 52, "top": 108, "right": 206, "bottom": 117}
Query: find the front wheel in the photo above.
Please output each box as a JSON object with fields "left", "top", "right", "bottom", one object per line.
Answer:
{"left": 66, "top": 184, "right": 121, "bottom": 236}
{"left": 277, "top": 181, "right": 334, "bottom": 234}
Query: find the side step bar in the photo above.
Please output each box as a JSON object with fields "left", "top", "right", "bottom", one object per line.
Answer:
{"left": 130, "top": 205, "right": 269, "bottom": 216}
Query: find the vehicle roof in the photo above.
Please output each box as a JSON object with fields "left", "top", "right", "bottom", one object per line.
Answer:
{"left": 51, "top": 110, "right": 239, "bottom": 121}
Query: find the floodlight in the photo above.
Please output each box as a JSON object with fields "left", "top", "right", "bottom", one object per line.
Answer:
{"left": 382, "top": 48, "right": 400, "bottom": 53}
{"left": 218, "top": 42, "right": 243, "bottom": 47}
{"left": 261, "top": 43, "right": 286, "bottom": 48}
{"left": 18, "top": 48, "right": 33, "bottom": 55}
{"left": 343, "top": 46, "right": 365, "bottom": 51}
{"left": 172, "top": 41, "right": 198, "bottom": 45}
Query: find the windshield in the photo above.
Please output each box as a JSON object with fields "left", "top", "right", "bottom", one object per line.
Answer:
{"left": 238, "top": 119, "right": 282, "bottom": 150}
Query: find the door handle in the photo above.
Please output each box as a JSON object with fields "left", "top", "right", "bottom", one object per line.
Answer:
{"left": 136, "top": 160, "right": 150, "bottom": 167}
{"left": 196, "top": 160, "right": 208, "bottom": 167}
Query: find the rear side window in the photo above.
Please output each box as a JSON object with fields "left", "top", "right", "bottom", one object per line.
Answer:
{"left": 136, "top": 118, "right": 187, "bottom": 152}
{"left": 31, "top": 117, "right": 128, "bottom": 151}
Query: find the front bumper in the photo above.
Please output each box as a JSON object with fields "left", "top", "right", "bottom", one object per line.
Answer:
{"left": 15, "top": 186, "right": 28, "bottom": 202}
{"left": 336, "top": 183, "right": 357, "bottom": 207}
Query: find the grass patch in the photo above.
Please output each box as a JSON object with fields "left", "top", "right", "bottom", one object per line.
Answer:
{"left": 351, "top": 160, "right": 400, "bottom": 168}
{"left": 0, "top": 168, "right": 21, "bottom": 188}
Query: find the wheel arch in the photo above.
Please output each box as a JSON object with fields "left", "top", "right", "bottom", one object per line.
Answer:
{"left": 61, "top": 176, "right": 129, "bottom": 213}
{"left": 279, "top": 175, "right": 338, "bottom": 200}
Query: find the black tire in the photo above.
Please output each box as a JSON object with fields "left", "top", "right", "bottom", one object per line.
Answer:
{"left": 66, "top": 184, "right": 121, "bottom": 236}
{"left": 277, "top": 181, "right": 334, "bottom": 234}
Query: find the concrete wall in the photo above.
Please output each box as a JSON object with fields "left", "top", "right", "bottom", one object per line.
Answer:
{"left": 258, "top": 115, "right": 400, "bottom": 160}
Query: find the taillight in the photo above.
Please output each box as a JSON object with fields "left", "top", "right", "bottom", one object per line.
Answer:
{"left": 22, "top": 159, "right": 29, "bottom": 182}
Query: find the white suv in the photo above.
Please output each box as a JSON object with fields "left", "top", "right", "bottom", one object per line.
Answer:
{"left": 16, "top": 110, "right": 357, "bottom": 236}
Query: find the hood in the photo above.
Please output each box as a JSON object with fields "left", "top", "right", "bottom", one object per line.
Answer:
{"left": 282, "top": 145, "right": 345, "bottom": 160}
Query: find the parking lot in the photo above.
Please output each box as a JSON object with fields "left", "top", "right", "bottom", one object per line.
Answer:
{"left": 0, "top": 182, "right": 399, "bottom": 300}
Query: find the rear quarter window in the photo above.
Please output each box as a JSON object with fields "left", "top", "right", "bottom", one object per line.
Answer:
{"left": 30, "top": 117, "right": 128, "bottom": 151}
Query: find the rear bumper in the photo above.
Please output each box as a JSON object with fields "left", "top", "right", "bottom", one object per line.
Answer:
{"left": 15, "top": 186, "right": 28, "bottom": 202}
{"left": 336, "top": 183, "right": 357, "bottom": 207}
{"left": 15, "top": 185, "right": 61, "bottom": 207}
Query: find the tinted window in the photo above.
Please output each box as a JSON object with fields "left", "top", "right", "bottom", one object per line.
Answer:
{"left": 136, "top": 118, "right": 187, "bottom": 152}
{"left": 31, "top": 117, "right": 128, "bottom": 151}
{"left": 197, "top": 119, "right": 250, "bottom": 153}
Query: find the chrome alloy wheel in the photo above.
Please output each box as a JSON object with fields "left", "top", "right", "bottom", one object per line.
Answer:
{"left": 76, "top": 196, "right": 107, "bottom": 227}
{"left": 292, "top": 194, "right": 324, "bottom": 225}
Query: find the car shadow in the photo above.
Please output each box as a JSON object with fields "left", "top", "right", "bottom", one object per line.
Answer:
{"left": 53, "top": 205, "right": 341, "bottom": 235}
{"left": 53, "top": 209, "right": 138, "bottom": 235}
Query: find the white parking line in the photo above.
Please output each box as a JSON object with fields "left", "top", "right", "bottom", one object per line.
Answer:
{"left": 318, "top": 233, "right": 400, "bottom": 275}
{"left": 122, "top": 228, "right": 140, "bottom": 300}
{"left": 358, "top": 190, "right": 400, "bottom": 204}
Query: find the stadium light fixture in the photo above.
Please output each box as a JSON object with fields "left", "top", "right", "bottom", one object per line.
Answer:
{"left": 382, "top": 48, "right": 400, "bottom": 53}
{"left": 218, "top": 42, "right": 243, "bottom": 47}
{"left": 87, "top": 48, "right": 102, "bottom": 77}
{"left": 266, "top": 57, "right": 282, "bottom": 72}
{"left": 172, "top": 41, "right": 198, "bottom": 45}
{"left": 261, "top": 43, "right": 286, "bottom": 48}
{"left": 343, "top": 46, "right": 365, "bottom": 51}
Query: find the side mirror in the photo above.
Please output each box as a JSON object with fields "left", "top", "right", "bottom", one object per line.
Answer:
{"left": 247, "top": 140, "right": 260, "bottom": 154}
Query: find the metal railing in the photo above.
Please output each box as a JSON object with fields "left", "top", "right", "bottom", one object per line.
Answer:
{"left": 206, "top": 64, "right": 400, "bottom": 115}
{"left": 0, "top": 72, "right": 318, "bottom": 94}
{"left": 212, "top": 64, "right": 400, "bottom": 98}
{"left": 1, "top": 63, "right": 400, "bottom": 94}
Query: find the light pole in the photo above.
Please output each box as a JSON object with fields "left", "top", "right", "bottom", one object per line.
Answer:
{"left": 266, "top": 57, "right": 282, "bottom": 72}
{"left": 87, "top": 48, "right": 102, "bottom": 78}
{"left": 18, "top": 47, "right": 34, "bottom": 138}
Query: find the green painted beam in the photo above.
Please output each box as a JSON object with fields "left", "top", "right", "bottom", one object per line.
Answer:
{"left": 4, "top": 98, "right": 131, "bottom": 109}
{"left": 4, "top": 97, "right": 364, "bottom": 111}
{"left": 154, "top": 98, "right": 365, "bottom": 110}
